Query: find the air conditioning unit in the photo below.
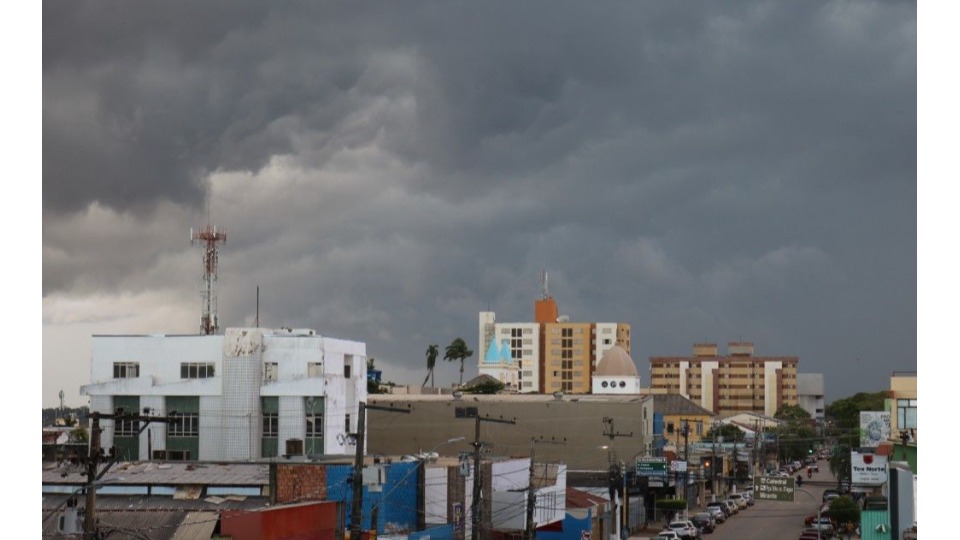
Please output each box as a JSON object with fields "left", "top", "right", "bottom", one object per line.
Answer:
{"left": 286, "top": 438, "right": 304, "bottom": 456}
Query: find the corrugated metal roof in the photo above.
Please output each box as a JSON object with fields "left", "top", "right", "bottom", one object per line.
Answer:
{"left": 43, "top": 461, "right": 270, "bottom": 487}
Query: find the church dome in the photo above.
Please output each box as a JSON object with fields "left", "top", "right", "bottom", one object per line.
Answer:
{"left": 594, "top": 346, "right": 638, "bottom": 377}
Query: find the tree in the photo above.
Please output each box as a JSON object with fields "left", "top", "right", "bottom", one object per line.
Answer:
{"left": 444, "top": 338, "right": 473, "bottom": 386}
{"left": 70, "top": 426, "right": 89, "bottom": 444}
{"left": 826, "top": 391, "right": 887, "bottom": 428}
{"left": 829, "top": 444, "right": 852, "bottom": 491}
{"left": 774, "top": 404, "right": 812, "bottom": 422}
{"left": 423, "top": 344, "right": 439, "bottom": 387}
{"left": 827, "top": 495, "right": 860, "bottom": 530}
{"left": 461, "top": 380, "right": 504, "bottom": 394}
{"left": 703, "top": 423, "right": 746, "bottom": 443}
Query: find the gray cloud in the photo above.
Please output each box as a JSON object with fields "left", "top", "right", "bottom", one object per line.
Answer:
{"left": 43, "top": 1, "right": 916, "bottom": 406}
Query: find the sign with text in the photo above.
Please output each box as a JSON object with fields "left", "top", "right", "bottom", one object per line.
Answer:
{"left": 851, "top": 451, "right": 888, "bottom": 485}
{"left": 753, "top": 475, "right": 795, "bottom": 502}
{"left": 670, "top": 460, "right": 687, "bottom": 473}
{"left": 636, "top": 457, "right": 668, "bottom": 477}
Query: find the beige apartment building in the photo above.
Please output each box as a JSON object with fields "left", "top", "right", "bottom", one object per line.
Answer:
{"left": 649, "top": 341, "right": 798, "bottom": 416}
{"left": 478, "top": 290, "right": 631, "bottom": 394}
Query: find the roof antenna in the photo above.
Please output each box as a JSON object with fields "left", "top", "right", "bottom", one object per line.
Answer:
{"left": 256, "top": 286, "right": 260, "bottom": 328}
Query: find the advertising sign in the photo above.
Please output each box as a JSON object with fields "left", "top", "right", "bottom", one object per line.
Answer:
{"left": 859, "top": 411, "right": 891, "bottom": 448}
{"left": 851, "top": 451, "right": 888, "bottom": 485}
{"left": 753, "top": 475, "right": 795, "bottom": 502}
{"left": 636, "top": 457, "right": 668, "bottom": 477}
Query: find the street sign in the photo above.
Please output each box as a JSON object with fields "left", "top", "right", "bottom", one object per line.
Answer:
{"left": 670, "top": 460, "right": 687, "bottom": 473}
{"left": 753, "top": 475, "right": 795, "bottom": 502}
{"left": 636, "top": 457, "right": 668, "bottom": 477}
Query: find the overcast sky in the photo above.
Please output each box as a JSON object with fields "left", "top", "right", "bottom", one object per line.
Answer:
{"left": 42, "top": 1, "right": 918, "bottom": 408}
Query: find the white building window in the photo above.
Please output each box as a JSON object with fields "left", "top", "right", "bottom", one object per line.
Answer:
{"left": 180, "top": 363, "right": 215, "bottom": 379}
{"left": 308, "top": 363, "right": 323, "bottom": 378}
{"left": 262, "top": 413, "right": 278, "bottom": 438}
{"left": 168, "top": 413, "right": 199, "bottom": 437}
{"left": 306, "top": 412, "right": 323, "bottom": 437}
{"left": 115, "top": 416, "right": 140, "bottom": 437}
{"left": 264, "top": 362, "right": 279, "bottom": 382}
{"left": 898, "top": 399, "right": 917, "bottom": 429}
{"left": 113, "top": 362, "right": 139, "bottom": 379}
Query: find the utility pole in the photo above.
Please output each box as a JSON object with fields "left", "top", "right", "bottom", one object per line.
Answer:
{"left": 523, "top": 437, "right": 565, "bottom": 540}
{"left": 463, "top": 414, "right": 516, "bottom": 540}
{"left": 83, "top": 409, "right": 174, "bottom": 539}
{"left": 350, "top": 402, "right": 410, "bottom": 540}
{"left": 601, "top": 417, "right": 633, "bottom": 539}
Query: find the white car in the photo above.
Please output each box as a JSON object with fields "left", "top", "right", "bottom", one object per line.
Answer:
{"left": 667, "top": 520, "right": 699, "bottom": 540}
{"left": 653, "top": 532, "right": 682, "bottom": 540}
{"left": 729, "top": 493, "right": 748, "bottom": 509}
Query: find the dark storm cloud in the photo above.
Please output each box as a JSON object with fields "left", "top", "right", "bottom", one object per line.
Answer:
{"left": 43, "top": 1, "right": 916, "bottom": 403}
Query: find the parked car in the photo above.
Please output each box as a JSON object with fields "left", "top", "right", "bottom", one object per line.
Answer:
{"left": 722, "top": 499, "right": 739, "bottom": 515}
{"left": 691, "top": 512, "right": 716, "bottom": 533}
{"left": 807, "top": 517, "right": 836, "bottom": 535}
{"left": 704, "top": 505, "right": 726, "bottom": 523}
{"left": 729, "top": 493, "right": 748, "bottom": 509}
{"left": 653, "top": 531, "right": 683, "bottom": 540}
{"left": 822, "top": 489, "right": 839, "bottom": 503}
{"left": 706, "top": 501, "right": 731, "bottom": 518}
{"left": 667, "top": 519, "right": 700, "bottom": 540}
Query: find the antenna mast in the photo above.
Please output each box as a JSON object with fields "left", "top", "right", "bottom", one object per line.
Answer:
{"left": 190, "top": 223, "right": 227, "bottom": 335}
{"left": 539, "top": 270, "right": 549, "bottom": 300}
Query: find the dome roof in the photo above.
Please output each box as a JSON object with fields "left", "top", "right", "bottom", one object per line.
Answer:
{"left": 594, "top": 346, "right": 638, "bottom": 377}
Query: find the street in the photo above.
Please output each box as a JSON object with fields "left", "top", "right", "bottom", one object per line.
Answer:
{"left": 633, "top": 462, "right": 846, "bottom": 540}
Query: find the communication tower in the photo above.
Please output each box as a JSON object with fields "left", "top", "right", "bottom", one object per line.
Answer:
{"left": 191, "top": 224, "right": 227, "bottom": 335}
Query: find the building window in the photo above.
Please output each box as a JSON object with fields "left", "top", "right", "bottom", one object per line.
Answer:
{"left": 263, "top": 413, "right": 278, "bottom": 438}
{"left": 306, "top": 412, "right": 323, "bottom": 438}
{"left": 344, "top": 363, "right": 352, "bottom": 378}
{"left": 308, "top": 363, "right": 323, "bottom": 378}
{"left": 619, "top": 381, "right": 626, "bottom": 388}
{"left": 897, "top": 399, "right": 917, "bottom": 429}
{"left": 113, "top": 362, "right": 139, "bottom": 379}
{"left": 602, "top": 381, "right": 609, "bottom": 388}
{"left": 168, "top": 413, "right": 199, "bottom": 437}
{"left": 264, "top": 362, "right": 279, "bottom": 382}
{"left": 115, "top": 416, "right": 140, "bottom": 437}
{"left": 345, "top": 414, "right": 351, "bottom": 433}
{"left": 180, "top": 363, "right": 215, "bottom": 379}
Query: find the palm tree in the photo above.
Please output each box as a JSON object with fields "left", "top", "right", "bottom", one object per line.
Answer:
{"left": 423, "top": 344, "right": 439, "bottom": 387}
{"left": 444, "top": 338, "right": 473, "bottom": 387}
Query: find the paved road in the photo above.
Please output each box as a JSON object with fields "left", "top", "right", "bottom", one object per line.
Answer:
{"left": 632, "top": 461, "right": 844, "bottom": 540}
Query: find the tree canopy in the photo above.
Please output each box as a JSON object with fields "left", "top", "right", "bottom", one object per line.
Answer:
{"left": 444, "top": 338, "right": 474, "bottom": 386}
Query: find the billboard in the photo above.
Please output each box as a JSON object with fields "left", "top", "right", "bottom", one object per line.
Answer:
{"left": 859, "top": 411, "right": 891, "bottom": 448}
{"left": 851, "top": 451, "right": 888, "bottom": 485}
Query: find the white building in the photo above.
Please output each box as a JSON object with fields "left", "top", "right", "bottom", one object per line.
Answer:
{"left": 80, "top": 327, "right": 367, "bottom": 461}
{"left": 591, "top": 346, "right": 641, "bottom": 395}
{"left": 796, "top": 373, "right": 825, "bottom": 425}
{"left": 477, "top": 313, "right": 541, "bottom": 393}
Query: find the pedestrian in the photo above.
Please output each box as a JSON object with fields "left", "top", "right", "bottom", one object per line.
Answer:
{"left": 845, "top": 521, "right": 854, "bottom": 540}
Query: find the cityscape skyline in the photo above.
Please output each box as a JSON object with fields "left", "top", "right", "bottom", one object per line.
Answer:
{"left": 43, "top": 2, "right": 918, "bottom": 408}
